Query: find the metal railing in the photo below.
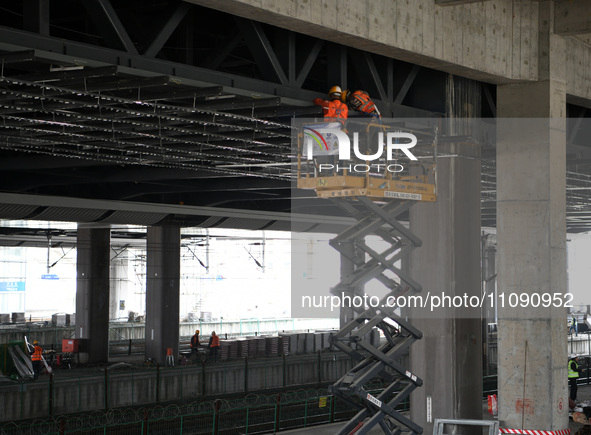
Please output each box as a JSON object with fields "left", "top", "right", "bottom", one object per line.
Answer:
{"left": 0, "top": 387, "right": 404, "bottom": 435}
{"left": 0, "top": 352, "right": 358, "bottom": 423}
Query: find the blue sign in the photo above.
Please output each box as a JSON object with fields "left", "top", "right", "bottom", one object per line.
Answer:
{"left": 0, "top": 281, "right": 25, "bottom": 292}
{"left": 41, "top": 274, "right": 59, "bottom": 280}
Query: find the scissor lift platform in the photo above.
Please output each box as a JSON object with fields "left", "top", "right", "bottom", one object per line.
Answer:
{"left": 297, "top": 175, "right": 436, "bottom": 202}
{"left": 293, "top": 120, "right": 438, "bottom": 435}
{"left": 295, "top": 121, "right": 438, "bottom": 203}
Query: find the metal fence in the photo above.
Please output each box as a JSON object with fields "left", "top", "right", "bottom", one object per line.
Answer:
{"left": 482, "top": 375, "right": 497, "bottom": 398}
{"left": 0, "top": 387, "right": 400, "bottom": 435}
{"left": 574, "top": 355, "right": 591, "bottom": 386}
{"left": 0, "top": 372, "right": 508, "bottom": 434}
{"left": 3, "top": 358, "right": 503, "bottom": 425}
{"left": 0, "top": 353, "right": 356, "bottom": 422}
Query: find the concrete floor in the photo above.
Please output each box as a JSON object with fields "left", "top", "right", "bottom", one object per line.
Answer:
{"left": 280, "top": 384, "right": 591, "bottom": 435}
{"left": 281, "top": 421, "right": 391, "bottom": 435}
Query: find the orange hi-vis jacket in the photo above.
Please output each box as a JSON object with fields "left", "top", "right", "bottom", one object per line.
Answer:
{"left": 313, "top": 98, "right": 348, "bottom": 124}
{"left": 348, "top": 90, "right": 380, "bottom": 117}
{"left": 32, "top": 345, "right": 43, "bottom": 361}
{"left": 210, "top": 334, "right": 220, "bottom": 348}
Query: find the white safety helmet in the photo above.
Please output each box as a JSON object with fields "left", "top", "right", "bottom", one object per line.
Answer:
{"left": 570, "top": 353, "right": 578, "bottom": 359}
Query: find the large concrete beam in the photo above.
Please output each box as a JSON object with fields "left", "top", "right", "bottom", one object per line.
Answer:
{"left": 554, "top": 0, "right": 591, "bottom": 36}
{"left": 186, "top": 0, "right": 591, "bottom": 106}
{"left": 435, "top": 0, "right": 491, "bottom": 6}
{"left": 185, "top": 0, "right": 534, "bottom": 84}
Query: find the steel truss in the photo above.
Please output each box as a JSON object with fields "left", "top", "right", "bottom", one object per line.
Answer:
{"left": 328, "top": 197, "right": 424, "bottom": 435}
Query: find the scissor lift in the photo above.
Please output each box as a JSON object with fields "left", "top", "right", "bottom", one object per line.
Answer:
{"left": 295, "top": 121, "right": 438, "bottom": 435}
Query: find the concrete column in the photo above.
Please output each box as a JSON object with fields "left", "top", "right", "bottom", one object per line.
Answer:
{"left": 76, "top": 226, "right": 110, "bottom": 364}
{"left": 482, "top": 234, "right": 497, "bottom": 376}
{"left": 409, "top": 142, "right": 482, "bottom": 435}
{"left": 145, "top": 225, "right": 181, "bottom": 364}
{"left": 110, "top": 255, "right": 130, "bottom": 320}
{"left": 496, "top": 1, "right": 568, "bottom": 430}
{"left": 482, "top": 235, "right": 497, "bottom": 323}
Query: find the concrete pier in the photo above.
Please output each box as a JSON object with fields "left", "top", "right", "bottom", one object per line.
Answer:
{"left": 75, "top": 227, "right": 110, "bottom": 364}
{"left": 146, "top": 225, "right": 181, "bottom": 364}
{"left": 410, "top": 141, "right": 482, "bottom": 434}
{"left": 496, "top": 3, "right": 568, "bottom": 430}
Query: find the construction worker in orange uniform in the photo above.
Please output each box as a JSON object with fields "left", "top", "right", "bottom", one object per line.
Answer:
{"left": 31, "top": 340, "right": 43, "bottom": 379}
{"left": 341, "top": 89, "right": 382, "bottom": 121}
{"left": 208, "top": 331, "right": 220, "bottom": 363}
{"left": 313, "top": 86, "right": 348, "bottom": 126}
{"left": 191, "top": 330, "right": 201, "bottom": 349}
{"left": 190, "top": 329, "right": 201, "bottom": 361}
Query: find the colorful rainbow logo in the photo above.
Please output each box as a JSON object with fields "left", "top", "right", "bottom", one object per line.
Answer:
{"left": 303, "top": 127, "right": 329, "bottom": 151}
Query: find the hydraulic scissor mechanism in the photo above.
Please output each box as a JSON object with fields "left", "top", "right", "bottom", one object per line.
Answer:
{"left": 294, "top": 120, "right": 437, "bottom": 435}
{"left": 327, "top": 197, "right": 424, "bottom": 435}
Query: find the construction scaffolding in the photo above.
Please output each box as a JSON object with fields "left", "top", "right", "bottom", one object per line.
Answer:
{"left": 295, "top": 120, "right": 438, "bottom": 435}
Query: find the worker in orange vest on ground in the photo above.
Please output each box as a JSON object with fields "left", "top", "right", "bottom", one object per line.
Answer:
{"left": 191, "top": 330, "right": 201, "bottom": 350}
{"left": 313, "top": 86, "right": 348, "bottom": 126}
{"left": 190, "top": 329, "right": 201, "bottom": 361}
{"left": 208, "top": 331, "right": 220, "bottom": 362}
{"left": 31, "top": 340, "right": 43, "bottom": 379}
{"left": 341, "top": 89, "right": 382, "bottom": 121}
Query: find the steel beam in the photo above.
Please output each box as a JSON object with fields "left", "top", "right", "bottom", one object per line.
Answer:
{"left": 0, "top": 26, "right": 320, "bottom": 104}
{"left": 351, "top": 50, "right": 387, "bottom": 101}
{"left": 0, "top": 49, "right": 35, "bottom": 64}
{"left": 0, "top": 191, "right": 357, "bottom": 228}
{"left": 83, "top": 0, "right": 139, "bottom": 54}
{"left": 131, "top": 85, "right": 224, "bottom": 101}
{"left": 82, "top": 75, "right": 173, "bottom": 92}
{"left": 234, "top": 17, "right": 288, "bottom": 85}
{"left": 482, "top": 84, "right": 496, "bottom": 117}
{"left": 328, "top": 44, "right": 347, "bottom": 89}
{"left": 387, "top": 59, "right": 394, "bottom": 101}
{"left": 202, "top": 32, "right": 242, "bottom": 70}
{"left": 568, "top": 109, "right": 585, "bottom": 145}
{"left": 287, "top": 31, "right": 296, "bottom": 84}
{"left": 144, "top": 3, "right": 192, "bottom": 58}
{"left": 394, "top": 65, "right": 420, "bottom": 105}
{"left": 23, "top": 0, "right": 50, "bottom": 36}
{"left": 364, "top": 52, "right": 388, "bottom": 101}
{"left": 295, "top": 40, "right": 324, "bottom": 88}
{"left": 192, "top": 96, "right": 281, "bottom": 111}
{"left": 15, "top": 65, "right": 119, "bottom": 83}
